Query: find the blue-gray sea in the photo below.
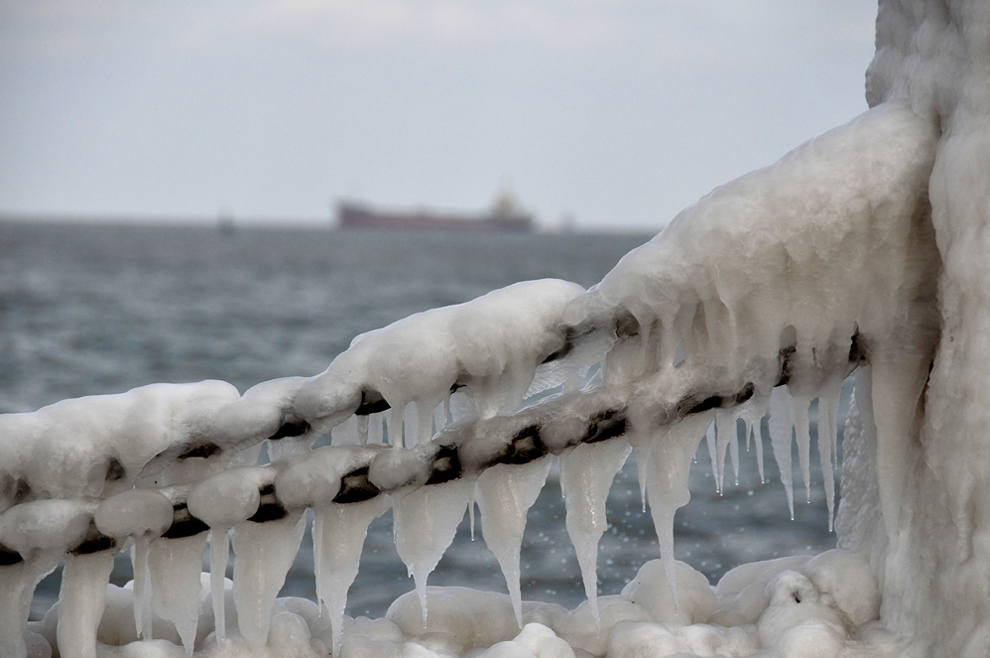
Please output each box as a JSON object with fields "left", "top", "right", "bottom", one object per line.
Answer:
{"left": 0, "top": 221, "right": 838, "bottom": 621}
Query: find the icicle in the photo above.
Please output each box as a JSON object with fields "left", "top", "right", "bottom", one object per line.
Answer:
{"left": 644, "top": 412, "right": 713, "bottom": 611}
{"left": 0, "top": 566, "right": 28, "bottom": 658}
{"left": 637, "top": 448, "right": 651, "bottom": 513}
{"left": 387, "top": 407, "right": 400, "bottom": 447}
{"left": 635, "top": 314, "right": 656, "bottom": 377}
{"left": 741, "top": 418, "right": 757, "bottom": 482}
{"left": 704, "top": 422, "right": 719, "bottom": 493}
{"left": 0, "top": 555, "right": 60, "bottom": 658}
{"left": 627, "top": 427, "right": 653, "bottom": 513}
{"left": 729, "top": 416, "right": 740, "bottom": 486}
{"left": 603, "top": 335, "right": 644, "bottom": 386}
{"left": 401, "top": 403, "right": 415, "bottom": 448}
{"left": 312, "top": 511, "right": 323, "bottom": 604}
{"left": 408, "top": 402, "right": 424, "bottom": 448}
{"left": 149, "top": 532, "right": 210, "bottom": 657}
{"left": 714, "top": 410, "right": 737, "bottom": 492}
{"left": 754, "top": 420, "right": 766, "bottom": 484}
{"left": 1, "top": 502, "right": 95, "bottom": 655}
{"left": 208, "top": 527, "right": 231, "bottom": 644}
{"left": 93, "top": 489, "right": 173, "bottom": 641}
{"left": 393, "top": 478, "right": 472, "bottom": 628}
{"left": 658, "top": 314, "right": 680, "bottom": 370}
{"left": 131, "top": 537, "right": 153, "bottom": 639}
{"left": 817, "top": 380, "right": 842, "bottom": 531}
{"left": 738, "top": 398, "right": 769, "bottom": 485}
{"left": 448, "top": 389, "right": 477, "bottom": 423}
{"left": 768, "top": 386, "right": 796, "bottom": 519}
{"left": 413, "top": 398, "right": 444, "bottom": 448}
{"left": 433, "top": 403, "right": 445, "bottom": 434}
{"left": 313, "top": 496, "right": 390, "bottom": 657}
{"left": 187, "top": 466, "right": 271, "bottom": 647}
{"left": 497, "top": 357, "right": 539, "bottom": 415}
{"left": 333, "top": 415, "right": 361, "bottom": 446}
{"left": 56, "top": 550, "right": 114, "bottom": 658}
{"left": 476, "top": 456, "right": 552, "bottom": 628}
{"left": 792, "top": 395, "right": 813, "bottom": 504}
{"left": 468, "top": 482, "right": 477, "bottom": 541}
{"left": 830, "top": 396, "right": 839, "bottom": 458}
{"left": 870, "top": 351, "right": 930, "bottom": 539}
{"left": 369, "top": 412, "right": 384, "bottom": 444}
{"left": 558, "top": 439, "right": 632, "bottom": 627}
{"left": 232, "top": 511, "right": 307, "bottom": 648}
{"left": 333, "top": 414, "right": 371, "bottom": 447}
{"left": 357, "top": 415, "right": 369, "bottom": 444}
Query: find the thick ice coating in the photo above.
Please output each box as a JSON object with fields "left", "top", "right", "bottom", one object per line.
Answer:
{"left": 8, "top": 0, "right": 990, "bottom": 655}
{"left": 0, "top": 379, "right": 298, "bottom": 516}
{"left": 294, "top": 279, "right": 587, "bottom": 445}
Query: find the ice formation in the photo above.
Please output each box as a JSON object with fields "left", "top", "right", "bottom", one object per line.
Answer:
{"left": 3, "top": 0, "right": 990, "bottom": 656}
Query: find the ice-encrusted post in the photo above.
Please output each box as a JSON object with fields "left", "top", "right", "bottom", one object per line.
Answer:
{"left": 835, "top": 2, "right": 990, "bottom": 655}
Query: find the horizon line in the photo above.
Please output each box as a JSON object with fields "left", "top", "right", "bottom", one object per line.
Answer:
{"left": 0, "top": 212, "right": 656, "bottom": 236}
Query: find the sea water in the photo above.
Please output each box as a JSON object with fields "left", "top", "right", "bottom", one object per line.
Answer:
{"left": 0, "top": 221, "right": 836, "bottom": 621}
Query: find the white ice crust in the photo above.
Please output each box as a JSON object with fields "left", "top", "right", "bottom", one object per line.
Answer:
{"left": 3, "top": 1, "right": 989, "bottom": 656}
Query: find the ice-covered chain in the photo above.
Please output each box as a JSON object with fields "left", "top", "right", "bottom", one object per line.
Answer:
{"left": 0, "top": 325, "right": 860, "bottom": 563}
{"left": 0, "top": 100, "right": 942, "bottom": 658}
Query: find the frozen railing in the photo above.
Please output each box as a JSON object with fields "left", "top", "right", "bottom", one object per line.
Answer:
{"left": 0, "top": 100, "right": 941, "bottom": 658}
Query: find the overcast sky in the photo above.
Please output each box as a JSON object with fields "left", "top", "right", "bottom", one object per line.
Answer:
{"left": 0, "top": 1, "right": 877, "bottom": 231}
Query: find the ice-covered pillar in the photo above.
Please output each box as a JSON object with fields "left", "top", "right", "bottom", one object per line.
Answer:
{"left": 850, "top": 2, "right": 990, "bottom": 655}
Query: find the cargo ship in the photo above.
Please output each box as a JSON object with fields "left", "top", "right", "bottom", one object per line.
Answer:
{"left": 337, "top": 192, "right": 534, "bottom": 233}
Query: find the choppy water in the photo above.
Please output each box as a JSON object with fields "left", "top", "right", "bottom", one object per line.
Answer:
{"left": 0, "top": 221, "right": 839, "bottom": 620}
